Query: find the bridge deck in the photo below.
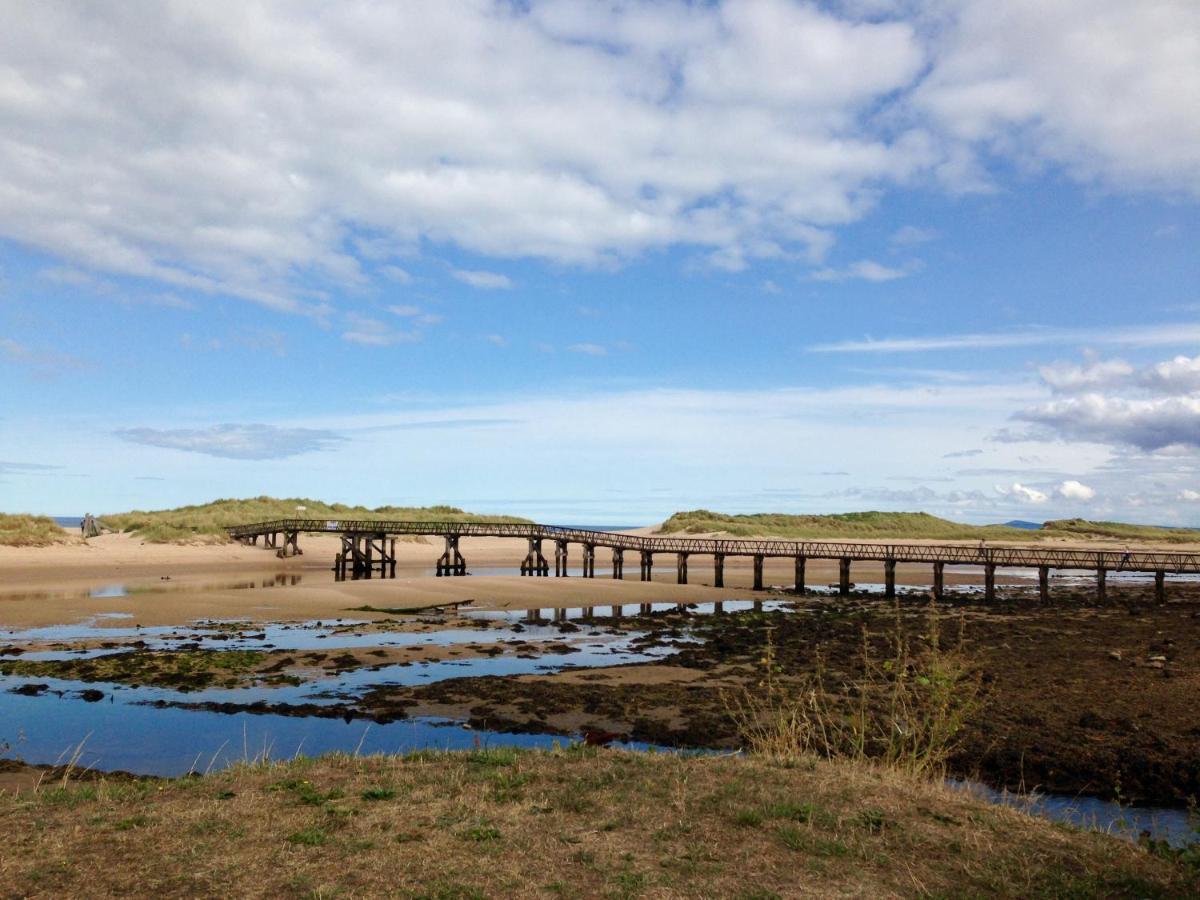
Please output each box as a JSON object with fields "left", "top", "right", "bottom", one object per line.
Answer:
{"left": 226, "top": 519, "right": 1200, "bottom": 573}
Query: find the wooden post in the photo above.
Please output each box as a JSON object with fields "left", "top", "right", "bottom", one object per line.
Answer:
{"left": 1038, "top": 566, "right": 1049, "bottom": 603}
{"left": 677, "top": 552, "right": 688, "bottom": 585}
{"left": 1096, "top": 568, "right": 1107, "bottom": 603}
{"left": 612, "top": 548, "right": 623, "bottom": 579}
{"left": 639, "top": 602, "right": 652, "bottom": 616}
{"left": 884, "top": 559, "right": 896, "bottom": 598}
{"left": 714, "top": 553, "right": 725, "bottom": 588}
{"left": 640, "top": 550, "right": 653, "bottom": 582}
{"left": 752, "top": 555, "right": 764, "bottom": 591}
{"left": 582, "top": 543, "right": 595, "bottom": 578}
{"left": 933, "top": 561, "right": 944, "bottom": 600}
{"left": 611, "top": 605, "right": 623, "bottom": 618}
{"left": 794, "top": 556, "right": 805, "bottom": 594}
{"left": 839, "top": 558, "right": 851, "bottom": 596}
{"left": 984, "top": 563, "right": 996, "bottom": 602}
{"left": 1155, "top": 570, "right": 1166, "bottom": 605}
{"left": 555, "top": 541, "right": 568, "bottom": 577}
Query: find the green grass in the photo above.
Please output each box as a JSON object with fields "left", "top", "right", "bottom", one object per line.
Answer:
{"left": 659, "top": 509, "right": 1200, "bottom": 544}
{"left": 0, "top": 512, "right": 68, "bottom": 546}
{"left": 96, "top": 496, "right": 532, "bottom": 543}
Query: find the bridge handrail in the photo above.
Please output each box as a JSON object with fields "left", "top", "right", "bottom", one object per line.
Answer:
{"left": 224, "top": 518, "right": 1200, "bottom": 573}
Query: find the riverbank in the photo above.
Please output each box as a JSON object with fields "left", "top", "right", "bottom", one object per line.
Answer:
{"left": 1, "top": 748, "right": 1193, "bottom": 898}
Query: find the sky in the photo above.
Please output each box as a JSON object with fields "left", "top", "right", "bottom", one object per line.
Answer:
{"left": 1, "top": 0, "right": 1198, "bottom": 525}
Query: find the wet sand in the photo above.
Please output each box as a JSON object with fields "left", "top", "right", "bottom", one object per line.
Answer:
{"left": 0, "top": 530, "right": 1030, "bottom": 628}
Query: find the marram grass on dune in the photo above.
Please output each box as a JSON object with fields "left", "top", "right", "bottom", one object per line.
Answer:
{"left": 659, "top": 509, "right": 1200, "bottom": 544}
{"left": 98, "top": 496, "right": 532, "bottom": 543}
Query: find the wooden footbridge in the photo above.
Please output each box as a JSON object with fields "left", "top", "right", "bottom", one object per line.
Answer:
{"left": 227, "top": 519, "right": 1200, "bottom": 603}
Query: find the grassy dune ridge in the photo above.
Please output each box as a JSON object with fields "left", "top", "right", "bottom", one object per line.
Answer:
{"left": 0, "top": 512, "right": 68, "bottom": 547}
{"left": 659, "top": 509, "right": 1200, "bottom": 544}
{"left": 98, "top": 496, "right": 533, "bottom": 543}
{"left": 1, "top": 748, "right": 1193, "bottom": 898}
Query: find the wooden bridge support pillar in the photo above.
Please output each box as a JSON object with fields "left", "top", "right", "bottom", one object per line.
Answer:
{"left": 555, "top": 541, "right": 569, "bottom": 577}
{"left": 932, "top": 562, "right": 944, "bottom": 600}
{"left": 984, "top": 564, "right": 996, "bottom": 602}
{"left": 676, "top": 552, "right": 689, "bottom": 585}
{"left": 639, "top": 602, "right": 653, "bottom": 615}
{"left": 611, "top": 605, "right": 623, "bottom": 618}
{"left": 839, "top": 558, "right": 851, "bottom": 596}
{"left": 713, "top": 553, "right": 725, "bottom": 588}
{"left": 640, "top": 551, "right": 653, "bottom": 582}
{"left": 1155, "top": 570, "right": 1166, "bottom": 605}
{"left": 794, "top": 556, "right": 805, "bottom": 594}
{"left": 612, "top": 548, "right": 624, "bottom": 579}
{"left": 436, "top": 535, "right": 466, "bottom": 577}
{"left": 884, "top": 559, "right": 896, "bottom": 598}
{"left": 1038, "top": 566, "right": 1050, "bottom": 603}
{"left": 275, "top": 530, "right": 301, "bottom": 559}
{"left": 582, "top": 544, "right": 596, "bottom": 578}
{"left": 521, "top": 539, "right": 549, "bottom": 576}
{"left": 752, "top": 555, "right": 764, "bottom": 591}
{"left": 1096, "top": 568, "right": 1107, "bottom": 603}
{"left": 714, "top": 601, "right": 724, "bottom": 614}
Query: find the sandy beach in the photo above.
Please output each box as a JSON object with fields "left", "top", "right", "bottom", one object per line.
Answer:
{"left": 0, "top": 529, "right": 1040, "bottom": 628}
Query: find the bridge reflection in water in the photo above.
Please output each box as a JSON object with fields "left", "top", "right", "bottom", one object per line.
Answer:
{"left": 227, "top": 519, "right": 1200, "bottom": 604}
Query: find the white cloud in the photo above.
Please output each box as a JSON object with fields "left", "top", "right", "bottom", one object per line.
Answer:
{"left": 0, "top": 1, "right": 1193, "bottom": 308}
{"left": 568, "top": 343, "right": 607, "bottom": 357}
{"left": 452, "top": 270, "right": 513, "bottom": 290}
{"left": 810, "top": 259, "right": 919, "bottom": 283}
{"left": 1039, "top": 358, "right": 1135, "bottom": 392}
{"left": 340, "top": 313, "right": 420, "bottom": 347}
{"left": 1180, "top": 489, "right": 1200, "bottom": 502}
{"left": 995, "top": 482, "right": 1049, "bottom": 504}
{"left": 1018, "top": 394, "right": 1200, "bottom": 451}
{"left": 115, "top": 424, "right": 345, "bottom": 460}
{"left": 913, "top": 0, "right": 1200, "bottom": 197}
{"left": 1141, "top": 355, "right": 1200, "bottom": 394}
{"left": 811, "top": 323, "right": 1200, "bottom": 354}
{"left": 1056, "top": 479, "right": 1096, "bottom": 501}
{"left": 889, "top": 225, "right": 937, "bottom": 247}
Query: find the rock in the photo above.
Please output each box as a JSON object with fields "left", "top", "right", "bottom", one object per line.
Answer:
{"left": 1108, "top": 650, "right": 1122, "bottom": 661}
{"left": 1147, "top": 655, "right": 1167, "bottom": 662}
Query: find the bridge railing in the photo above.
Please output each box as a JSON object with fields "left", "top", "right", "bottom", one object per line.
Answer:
{"left": 225, "top": 519, "right": 1200, "bottom": 573}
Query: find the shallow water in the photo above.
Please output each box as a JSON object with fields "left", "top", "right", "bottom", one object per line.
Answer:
{"left": 1, "top": 574, "right": 1194, "bottom": 849}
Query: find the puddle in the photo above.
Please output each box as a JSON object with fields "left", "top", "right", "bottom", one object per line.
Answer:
{"left": 958, "top": 780, "right": 1198, "bottom": 849}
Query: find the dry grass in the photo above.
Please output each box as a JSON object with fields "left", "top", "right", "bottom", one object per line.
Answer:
{"left": 0, "top": 512, "right": 68, "bottom": 547}
{"left": 0, "top": 747, "right": 1192, "bottom": 898}
{"left": 726, "top": 599, "right": 982, "bottom": 777}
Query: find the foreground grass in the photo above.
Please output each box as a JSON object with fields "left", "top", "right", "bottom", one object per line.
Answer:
{"left": 1, "top": 749, "right": 1193, "bottom": 898}
{"left": 98, "top": 496, "right": 533, "bottom": 543}
{"left": 0, "top": 512, "right": 68, "bottom": 547}
{"left": 659, "top": 509, "right": 1200, "bottom": 544}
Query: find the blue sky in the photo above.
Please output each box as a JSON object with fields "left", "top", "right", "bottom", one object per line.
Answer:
{"left": 1, "top": 1, "right": 1198, "bottom": 524}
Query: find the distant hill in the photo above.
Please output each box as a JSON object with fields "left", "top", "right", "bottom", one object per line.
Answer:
{"left": 657, "top": 510, "right": 1200, "bottom": 544}
{"left": 99, "top": 496, "right": 532, "bottom": 543}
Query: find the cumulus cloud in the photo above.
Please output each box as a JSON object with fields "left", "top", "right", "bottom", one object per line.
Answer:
{"left": 1018, "top": 394, "right": 1200, "bottom": 451}
{"left": 1016, "top": 353, "right": 1200, "bottom": 450}
{"left": 0, "top": 1, "right": 1194, "bottom": 307}
{"left": 1181, "top": 489, "right": 1200, "bottom": 502}
{"left": 995, "top": 482, "right": 1049, "bottom": 504}
{"left": 115, "top": 424, "right": 345, "bottom": 460}
{"left": 1056, "top": 479, "right": 1096, "bottom": 501}
{"left": 1038, "top": 358, "right": 1135, "bottom": 392}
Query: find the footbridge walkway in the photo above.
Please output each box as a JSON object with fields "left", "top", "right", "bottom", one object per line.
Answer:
{"left": 227, "top": 519, "right": 1200, "bottom": 603}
